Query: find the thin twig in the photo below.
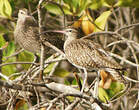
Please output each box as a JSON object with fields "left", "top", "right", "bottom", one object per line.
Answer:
{"left": 112, "top": 7, "right": 120, "bottom": 28}
{"left": 106, "top": 40, "right": 136, "bottom": 47}
{"left": 3, "top": 49, "right": 24, "bottom": 62}
{"left": 38, "top": 0, "right": 45, "bottom": 81}
{"left": 49, "top": 55, "right": 63, "bottom": 76}
{"left": 115, "top": 22, "right": 139, "bottom": 32}
{"left": 65, "top": 99, "right": 80, "bottom": 110}
{"left": 0, "top": 72, "right": 13, "bottom": 83}
{"left": 108, "top": 52, "right": 139, "bottom": 67}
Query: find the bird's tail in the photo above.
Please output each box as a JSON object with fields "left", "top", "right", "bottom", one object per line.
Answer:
{"left": 105, "top": 68, "right": 127, "bottom": 84}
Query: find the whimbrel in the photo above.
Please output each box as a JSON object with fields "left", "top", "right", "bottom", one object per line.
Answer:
{"left": 55, "top": 28, "right": 126, "bottom": 92}
{"left": 14, "top": 9, "right": 64, "bottom": 55}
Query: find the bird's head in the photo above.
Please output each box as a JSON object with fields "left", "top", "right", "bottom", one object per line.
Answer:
{"left": 17, "top": 9, "right": 36, "bottom": 25}
{"left": 53, "top": 28, "right": 78, "bottom": 40}
{"left": 18, "top": 9, "right": 29, "bottom": 19}
{"left": 64, "top": 28, "right": 78, "bottom": 38}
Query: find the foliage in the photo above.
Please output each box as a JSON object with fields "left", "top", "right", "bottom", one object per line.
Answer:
{"left": 0, "top": 0, "right": 138, "bottom": 109}
{"left": 99, "top": 82, "right": 125, "bottom": 102}
{"left": 0, "top": 0, "right": 12, "bottom": 18}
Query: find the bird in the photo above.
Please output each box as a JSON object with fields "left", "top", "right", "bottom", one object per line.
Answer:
{"left": 14, "top": 9, "right": 64, "bottom": 58}
{"left": 54, "top": 28, "right": 126, "bottom": 93}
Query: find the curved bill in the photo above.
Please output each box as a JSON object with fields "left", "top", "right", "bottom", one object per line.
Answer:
{"left": 52, "top": 30, "right": 66, "bottom": 34}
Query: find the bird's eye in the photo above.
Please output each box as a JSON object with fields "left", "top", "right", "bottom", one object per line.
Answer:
{"left": 69, "top": 30, "right": 72, "bottom": 32}
{"left": 20, "top": 11, "right": 24, "bottom": 14}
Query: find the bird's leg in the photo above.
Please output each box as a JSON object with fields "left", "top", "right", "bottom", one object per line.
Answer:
{"left": 30, "top": 54, "right": 40, "bottom": 68}
{"left": 93, "top": 71, "right": 100, "bottom": 99}
{"left": 73, "top": 71, "right": 82, "bottom": 91}
{"left": 81, "top": 68, "right": 88, "bottom": 93}
{"left": 34, "top": 53, "right": 40, "bottom": 63}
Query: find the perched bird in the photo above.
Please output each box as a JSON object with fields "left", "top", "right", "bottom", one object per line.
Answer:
{"left": 55, "top": 28, "right": 126, "bottom": 92}
{"left": 14, "top": 9, "right": 64, "bottom": 56}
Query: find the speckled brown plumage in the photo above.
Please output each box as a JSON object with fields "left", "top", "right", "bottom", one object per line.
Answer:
{"left": 14, "top": 9, "right": 64, "bottom": 54}
{"left": 63, "top": 28, "right": 125, "bottom": 83}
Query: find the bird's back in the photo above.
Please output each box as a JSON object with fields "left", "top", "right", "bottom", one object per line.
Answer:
{"left": 14, "top": 11, "right": 64, "bottom": 54}
{"left": 64, "top": 39, "right": 122, "bottom": 71}
{"left": 14, "top": 23, "right": 41, "bottom": 53}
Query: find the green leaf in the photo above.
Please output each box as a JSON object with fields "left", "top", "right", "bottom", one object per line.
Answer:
{"left": 89, "top": 0, "right": 104, "bottom": 10}
{"left": 0, "top": 34, "right": 6, "bottom": 47}
{"left": 9, "top": 0, "right": 15, "bottom": 11}
{"left": 64, "top": 0, "right": 89, "bottom": 15}
{"left": 63, "top": 6, "right": 72, "bottom": 15}
{"left": 45, "top": 3, "right": 63, "bottom": 15}
{"left": 64, "top": 79, "right": 71, "bottom": 85}
{"left": 3, "top": 41, "right": 15, "bottom": 56}
{"left": 94, "top": 10, "right": 111, "bottom": 32}
{"left": 54, "top": 68, "right": 69, "bottom": 77}
{"left": 72, "top": 0, "right": 79, "bottom": 9}
{"left": 0, "top": 25, "right": 8, "bottom": 33}
{"left": 0, "top": 0, "right": 4, "bottom": 16}
{"left": 98, "top": 87, "right": 109, "bottom": 103}
{"left": 0, "top": 0, "right": 12, "bottom": 18}
{"left": 107, "top": 82, "right": 125, "bottom": 98}
{"left": 2, "top": 58, "right": 16, "bottom": 76}
{"left": 99, "top": 82, "right": 125, "bottom": 102}
{"left": 44, "top": 63, "right": 69, "bottom": 77}
{"left": 78, "top": 0, "right": 90, "bottom": 15}
{"left": 72, "top": 79, "right": 78, "bottom": 85}
{"left": 115, "top": 0, "right": 139, "bottom": 8}
{"left": 18, "top": 51, "right": 34, "bottom": 69}
{"left": 63, "top": 0, "right": 71, "bottom": 5}
{"left": 15, "top": 100, "right": 29, "bottom": 110}
{"left": 44, "top": 63, "right": 55, "bottom": 73}
{"left": 104, "top": 0, "right": 117, "bottom": 6}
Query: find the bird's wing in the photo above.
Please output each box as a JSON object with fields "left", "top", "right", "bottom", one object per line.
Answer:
{"left": 64, "top": 39, "right": 101, "bottom": 70}
{"left": 65, "top": 39, "right": 126, "bottom": 83}
{"left": 86, "top": 39, "right": 122, "bottom": 69}
{"left": 25, "top": 26, "right": 40, "bottom": 41}
{"left": 65, "top": 39, "right": 122, "bottom": 70}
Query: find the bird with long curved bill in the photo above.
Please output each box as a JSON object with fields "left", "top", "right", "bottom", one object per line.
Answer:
{"left": 14, "top": 9, "right": 64, "bottom": 60}
{"left": 53, "top": 28, "right": 127, "bottom": 94}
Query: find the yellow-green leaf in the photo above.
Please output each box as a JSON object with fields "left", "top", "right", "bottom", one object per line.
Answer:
{"left": 0, "top": 0, "right": 4, "bottom": 17}
{"left": 64, "top": 79, "right": 71, "bottom": 85}
{"left": 44, "top": 63, "right": 69, "bottom": 77}
{"left": 0, "top": 34, "right": 6, "bottom": 47}
{"left": 44, "top": 63, "right": 55, "bottom": 73}
{"left": 98, "top": 87, "right": 109, "bottom": 103}
{"left": 89, "top": 0, "right": 104, "bottom": 10}
{"left": 115, "top": 0, "right": 139, "bottom": 8}
{"left": 107, "top": 82, "right": 125, "bottom": 98}
{"left": 104, "top": 0, "right": 117, "bottom": 6}
{"left": 45, "top": 3, "right": 63, "bottom": 15}
{"left": 72, "top": 79, "right": 78, "bottom": 85}
{"left": 18, "top": 51, "right": 34, "bottom": 69}
{"left": 3, "top": 42, "right": 15, "bottom": 56}
{"left": 94, "top": 10, "right": 111, "bottom": 32}
{"left": 0, "top": 25, "right": 8, "bottom": 33}
{"left": 0, "top": 0, "right": 12, "bottom": 18}
{"left": 54, "top": 68, "right": 69, "bottom": 77}
{"left": 63, "top": 6, "right": 72, "bottom": 15}
{"left": 2, "top": 58, "right": 16, "bottom": 76}
{"left": 72, "top": 0, "right": 79, "bottom": 9}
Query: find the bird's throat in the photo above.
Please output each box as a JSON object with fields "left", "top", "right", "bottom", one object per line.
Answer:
{"left": 64, "top": 36, "right": 76, "bottom": 50}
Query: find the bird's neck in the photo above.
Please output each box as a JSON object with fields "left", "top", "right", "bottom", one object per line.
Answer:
{"left": 16, "top": 18, "right": 27, "bottom": 29}
{"left": 64, "top": 35, "right": 76, "bottom": 50}
{"left": 16, "top": 17, "right": 37, "bottom": 28}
